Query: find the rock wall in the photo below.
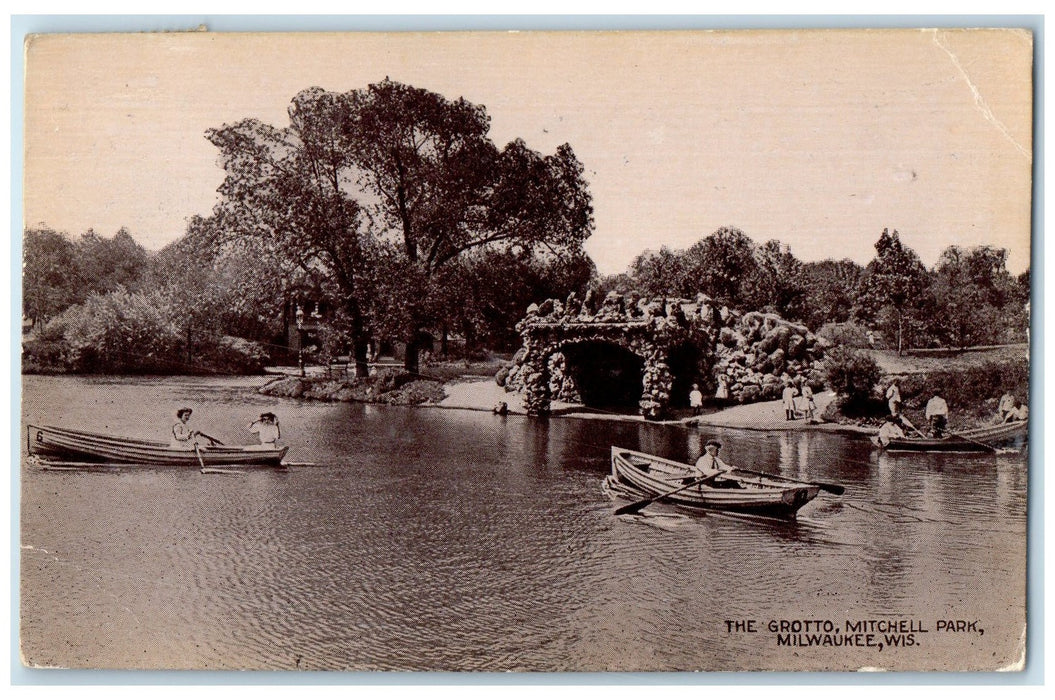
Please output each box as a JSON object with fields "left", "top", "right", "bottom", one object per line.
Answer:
{"left": 499, "top": 290, "right": 826, "bottom": 417}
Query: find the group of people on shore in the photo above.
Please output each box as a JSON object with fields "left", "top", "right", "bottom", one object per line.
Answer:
{"left": 687, "top": 377, "right": 818, "bottom": 423}
{"left": 169, "top": 407, "right": 282, "bottom": 451}
{"left": 877, "top": 381, "right": 1028, "bottom": 446}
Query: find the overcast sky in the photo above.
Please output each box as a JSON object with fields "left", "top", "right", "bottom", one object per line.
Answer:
{"left": 22, "top": 28, "right": 1034, "bottom": 274}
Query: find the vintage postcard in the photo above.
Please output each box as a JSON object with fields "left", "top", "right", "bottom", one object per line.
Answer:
{"left": 18, "top": 27, "right": 1033, "bottom": 673}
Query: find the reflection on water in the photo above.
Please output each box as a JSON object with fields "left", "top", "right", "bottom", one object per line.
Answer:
{"left": 19, "top": 376, "right": 1027, "bottom": 671}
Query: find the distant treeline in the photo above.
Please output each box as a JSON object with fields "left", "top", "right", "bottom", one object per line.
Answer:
{"left": 598, "top": 226, "right": 1030, "bottom": 353}
{"left": 21, "top": 79, "right": 1030, "bottom": 377}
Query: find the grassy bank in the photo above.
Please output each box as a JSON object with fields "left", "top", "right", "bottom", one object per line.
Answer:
{"left": 822, "top": 345, "right": 1029, "bottom": 431}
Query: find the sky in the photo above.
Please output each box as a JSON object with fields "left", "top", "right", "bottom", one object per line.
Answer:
{"left": 21, "top": 27, "right": 1034, "bottom": 274}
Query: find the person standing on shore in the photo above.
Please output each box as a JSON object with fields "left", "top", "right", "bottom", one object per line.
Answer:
{"left": 715, "top": 374, "right": 729, "bottom": 403}
{"left": 247, "top": 412, "right": 281, "bottom": 449}
{"left": 801, "top": 382, "right": 817, "bottom": 424}
{"left": 782, "top": 382, "right": 798, "bottom": 421}
{"left": 885, "top": 381, "right": 902, "bottom": 417}
{"left": 170, "top": 407, "right": 201, "bottom": 450}
{"left": 689, "top": 383, "right": 704, "bottom": 416}
{"left": 925, "top": 393, "right": 949, "bottom": 437}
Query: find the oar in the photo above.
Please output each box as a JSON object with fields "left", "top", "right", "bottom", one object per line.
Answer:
{"left": 948, "top": 429, "right": 1004, "bottom": 453}
{"left": 614, "top": 472, "right": 726, "bottom": 516}
{"left": 732, "top": 467, "right": 845, "bottom": 496}
{"left": 899, "top": 415, "right": 928, "bottom": 439}
{"left": 193, "top": 443, "right": 206, "bottom": 469}
{"left": 198, "top": 432, "right": 224, "bottom": 446}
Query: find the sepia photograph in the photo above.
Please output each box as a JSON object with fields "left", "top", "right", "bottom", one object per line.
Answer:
{"left": 16, "top": 23, "right": 1034, "bottom": 674}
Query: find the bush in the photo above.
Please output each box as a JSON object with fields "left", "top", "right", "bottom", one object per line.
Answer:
{"left": 823, "top": 347, "right": 882, "bottom": 405}
{"left": 898, "top": 360, "right": 1029, "bottom": 413}
{"left": 816, "top": 322, "right": 874, "bottom": 349}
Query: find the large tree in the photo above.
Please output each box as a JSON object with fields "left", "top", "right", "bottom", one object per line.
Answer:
{"left": 205, "top": 80, "right": 594, "bottom": 374}
{"left": 205, "top": 89, "right": 375, "bottom": 375}
{"left": 929, "top": 245, "right": 1017, "bottom": 348}
{"left": 855, "top": 228, "right": 930, "bottom": 355}
{"left": 342, "top": 79, "right": 594, "bottom": 372}
{"left": 797, "top": 258, "right": 865, "bottom": 331}
{"left": 23, "top": 227, "right": 80, "bottom": 328}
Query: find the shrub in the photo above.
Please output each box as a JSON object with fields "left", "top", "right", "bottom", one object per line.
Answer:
{"left": 823, "top": 347, "right": 882, "bottom": 405}
{"left": 816, "top": 322, "right": 874, "bottom": 349}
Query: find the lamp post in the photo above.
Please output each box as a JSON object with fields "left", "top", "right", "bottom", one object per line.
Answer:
{"left": 296, "top": 304, "right": 305, "bottom": 377}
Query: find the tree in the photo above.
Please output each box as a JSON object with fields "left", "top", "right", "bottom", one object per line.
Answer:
{"left": 343, "top": 79, "right": 594, "bottom": 373}
{"left": 854, "top": 229, "right": 930, "bottom": 355}
{"left": 76, "top": 227, "right": 149, "bottom": 297}
{"left": 681, "top": 227, "right": 758, "bottom": 306}
{"left": 747, "top": 239, "right": 805, "bottom": 319}
{"left": 628, "top": 246, "right": 690, "bottom": 297}
{"left": 798, "top": 259, "right": 864, "bottom": 331}
{"left": 205, "top": 80, "right": 593, "bottom": 375}
{"left": 205, "top": 89, "right": 375, "bottom": 376}
{"left": 23, "top": 227, "right": 81, "bottom": 328}
{"left": 929, "top": 245, "right": 1017, "bottom": 348}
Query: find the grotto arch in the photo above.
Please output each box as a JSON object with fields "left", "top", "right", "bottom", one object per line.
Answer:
{"left": 498, "top": 291, "right": 827, "bottom": 420}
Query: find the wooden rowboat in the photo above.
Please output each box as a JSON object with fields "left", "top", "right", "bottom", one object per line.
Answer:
{"left": 870, "top": 420, "right": 1027, "bottom": 452}
{"left": 26, "top": 424, "right": 288, "bottom": 467}
{"left": 606, "top": 447, "right": 821, "bottom": 519}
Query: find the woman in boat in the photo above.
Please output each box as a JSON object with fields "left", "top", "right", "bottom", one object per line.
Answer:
{"left": 1003, "top": 400, "right": 1028, "bottom": 423}
{"left": 247, "top": 412, "right": 281, "bottom": 450}
{"left": 170, "top": 407, "right": 201, "bottom": 450}
{"left": 998, "top": 392, "right": 1016, "bottom": 422}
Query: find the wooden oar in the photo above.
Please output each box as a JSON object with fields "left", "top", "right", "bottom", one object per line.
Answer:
{"left": 193, "top": 443, "right": 206, "bottom": 469}
{"left": 732, "top": 468, "right": 845, "bottom": 496}
{"left": 899, "top": 415, "right": 928, "bottom": 439}
{"left": 198, "top": 432, "right": 224, "bottom": 446}
{"left": 948, "top": 429, "right": 1004, "bottom": 453}
{"left": 614, "top": 472, "right": 727, "bottom": 516}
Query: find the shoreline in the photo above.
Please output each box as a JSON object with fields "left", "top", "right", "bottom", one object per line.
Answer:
{"left": 435, "top": 378, "right": 876, "bottom": 435}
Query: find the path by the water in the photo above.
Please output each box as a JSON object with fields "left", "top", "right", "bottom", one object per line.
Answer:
{"left": 437, "top": 379, "right": 872, "bottom": 434}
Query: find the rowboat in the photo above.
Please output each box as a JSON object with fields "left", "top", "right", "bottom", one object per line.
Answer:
{"left": 605, "top": 447, "right": 822, "bottom": 519}
{"left": 870, "top": 420, "right": 1027, "bottom": 452}
{"left": 26, "top": 424, "right": 288, "bottom": 467}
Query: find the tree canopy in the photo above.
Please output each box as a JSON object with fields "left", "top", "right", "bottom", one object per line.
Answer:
{"left": 204, "top": 79, "right": 594, "bottom": 373}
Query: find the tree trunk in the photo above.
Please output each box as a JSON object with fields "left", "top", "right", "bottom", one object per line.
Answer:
{"left": 404, "top": 335, "right": 420, "bottom": 376}
{"left": 345, "top": 298, "right": 370, "bottom": 379}
{"left": 897, "top": 309, "right": 903, "bottom": 357}
{"left": 441, "top": 324, "right": 449, "bottom": 357}
{"left": 353, "top": 339, "right": 369, "bottom": 378}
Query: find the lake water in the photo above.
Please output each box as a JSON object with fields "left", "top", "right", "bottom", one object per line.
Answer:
{"left": 18, "top": 375, "right": 1028, "bottom": 672}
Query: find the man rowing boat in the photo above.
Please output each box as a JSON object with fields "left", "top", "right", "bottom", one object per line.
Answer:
{"left": 692, "top": 438, "right": 743, "bottom": 489}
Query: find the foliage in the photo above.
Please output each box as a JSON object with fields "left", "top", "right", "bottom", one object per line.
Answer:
{"left": 854, "top": 228, "right": 930, "bottom": 354}
{"left": 746, "top": 239, "right": 806, "bottom": 318}
{"left": 23, "top": 227, "right": 81, "bottom": 326}
{"left": 205, "top": 79, "right": 594, "bottom": 374}
{"left": 21, "top": 287, "right": 267, "bottom": 374}
{"left": 23, "top": 226, "right": 151, "bottom": 328}
{"left": 822, "top": 346, "right": 882, "bottom": 405}
{"left": 816, "top": 321, "right": 873, "bottom": 349}
{"left": 797, "top": 259, "right": 864, "bottom": 331}
{"left": 927, "top": 245, "right": 1020, "bottom": 348}
{"left": 896, "top": 359, "right": 1029, "bottom": 412}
